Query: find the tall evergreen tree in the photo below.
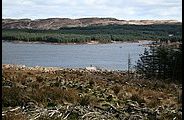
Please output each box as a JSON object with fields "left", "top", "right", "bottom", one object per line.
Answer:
{"left": 136, "top": 43, "right": 182, "bottom": 82}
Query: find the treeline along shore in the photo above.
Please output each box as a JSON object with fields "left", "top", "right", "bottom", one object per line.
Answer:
{"left": 2, "top": 64, "right": 182, "bottom": 119}
{"left": 2, "top": 24, "right": 182, "bottom": 44}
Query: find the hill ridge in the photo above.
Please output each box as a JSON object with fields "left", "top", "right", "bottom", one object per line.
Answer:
{"left": 2, "top": 17, "right": 181, "bottom": 30}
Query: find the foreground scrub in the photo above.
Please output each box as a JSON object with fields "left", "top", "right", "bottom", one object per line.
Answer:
{"left": 2, "top": 64, "right": 182, "bottom": 120}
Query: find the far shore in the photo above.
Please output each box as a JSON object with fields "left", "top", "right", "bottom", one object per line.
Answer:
{"left": 2, "top": 39, "right": 153, "bottom": 45}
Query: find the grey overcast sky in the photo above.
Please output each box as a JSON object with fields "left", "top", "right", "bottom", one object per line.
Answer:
{"left": 2, "top": 0, "right": 182, "bottom": 21}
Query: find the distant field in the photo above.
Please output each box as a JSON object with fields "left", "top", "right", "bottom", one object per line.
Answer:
{"left": 2, "top": 24, "right": 182, "bottom": 43}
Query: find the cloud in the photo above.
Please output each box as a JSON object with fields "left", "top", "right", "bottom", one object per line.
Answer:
{"left": 2, "top": 0, "right": 182, "bottom": 21}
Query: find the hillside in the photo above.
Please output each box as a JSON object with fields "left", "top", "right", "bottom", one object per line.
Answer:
{"left": 2, "top": 24, "right": 182, "bottom": 43}
{"left": 2, "top": 17, "right": 181, "bottom": 30}
{"left": 2, "top": 64, "right": 182, "bottom": 119}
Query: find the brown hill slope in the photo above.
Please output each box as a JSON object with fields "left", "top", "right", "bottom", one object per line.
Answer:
{"left": 2, "top": 17, "right": 181, "bottom": 30}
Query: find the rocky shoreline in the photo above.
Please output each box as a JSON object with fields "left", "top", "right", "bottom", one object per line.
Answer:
{"left": 2, "top": 39, "right": 150, "bottom": 46}
{"left": 2, "top": 64, "right": 182, "bottom": 120}
{"left": 3, "top": 40, "right": 100, "bottom": 45}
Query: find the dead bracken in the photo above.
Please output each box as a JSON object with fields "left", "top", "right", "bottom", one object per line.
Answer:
{"left": 2, "top": 64, "right": 182, "bottom": 120}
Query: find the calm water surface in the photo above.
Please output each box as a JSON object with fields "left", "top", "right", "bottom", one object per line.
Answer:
{"left": 2, "top": 41, "right": 149, "bottom": 70}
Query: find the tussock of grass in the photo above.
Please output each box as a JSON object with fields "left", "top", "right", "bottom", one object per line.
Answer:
{"left": 3, "top": 112, "right": 28, "bottom": 120}
{"left": 130, "top": 94, "right": 145, "bottom": 104}
{"left": 2, "top": 87, "right": 25, "bottom": 107}
{"left": 111, "top": 85, "right": 121, "bottom": 95}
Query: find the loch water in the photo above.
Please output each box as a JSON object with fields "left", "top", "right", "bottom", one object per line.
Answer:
{"left": 2, "top": 41, "right": 150, "bottom": 70}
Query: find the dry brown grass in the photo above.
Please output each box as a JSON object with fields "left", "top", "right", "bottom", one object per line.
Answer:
{"left": 3, "top": 112, "right": 28, "bottom": 120}
{"left": 2, "top": 87, "right": 25, "bottom": 107}
{"left": 28, "top": 86, "right": 80, "bottom": 107}
{"left": 116, "top": 85, "right": 178, "bottom": 108}
{"left": 111, "top": 85, "right": 121, "bottom": 95}
{"left": 2, "top": 66, "right": 180, "bottom": 112}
